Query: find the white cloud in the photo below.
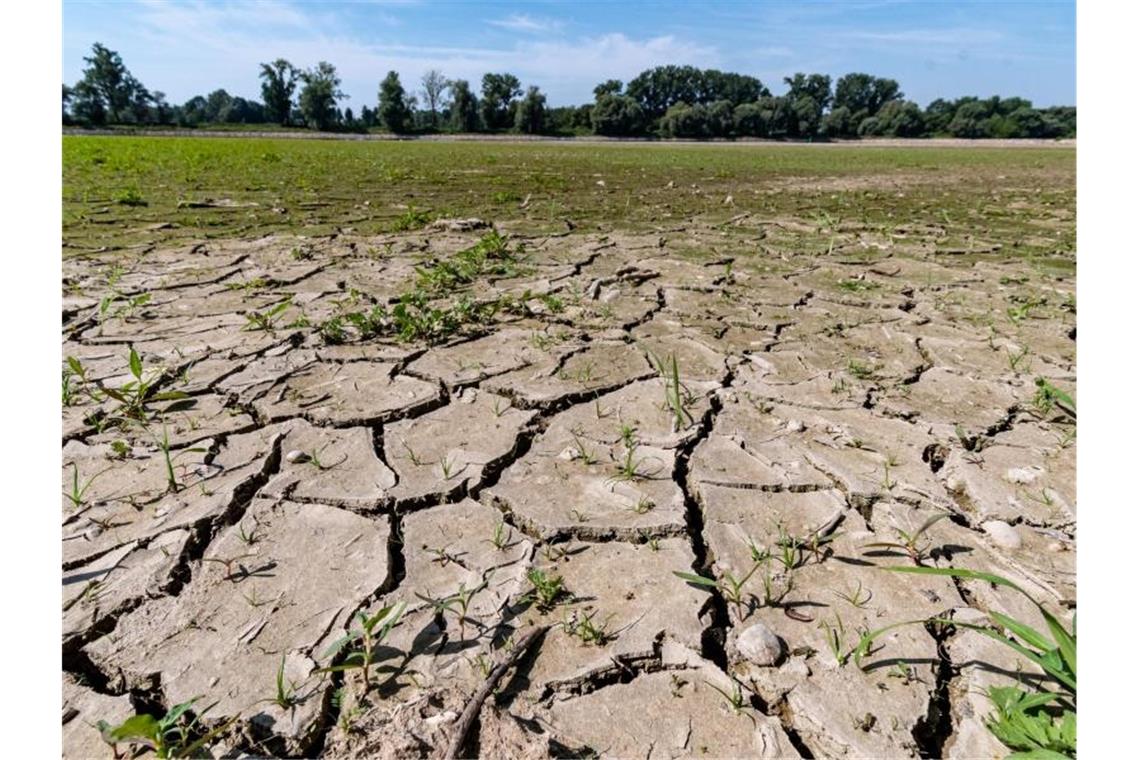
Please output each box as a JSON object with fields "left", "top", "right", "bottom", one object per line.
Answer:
{"left": 74, "top": 0, "right": 721, "bottom": 107}
{"left": 488, "top": 13, "right": 563, "bottom": 33}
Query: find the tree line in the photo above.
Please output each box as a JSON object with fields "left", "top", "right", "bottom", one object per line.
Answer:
{"left": 63, "top": 43, "right": 1076, "bottom": 140}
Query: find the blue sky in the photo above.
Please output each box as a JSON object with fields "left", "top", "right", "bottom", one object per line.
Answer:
{"left": 62, "top": 1, "right": 1075, "bottom": 110}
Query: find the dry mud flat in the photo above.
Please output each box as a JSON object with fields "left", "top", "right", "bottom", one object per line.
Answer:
{"left": 62, "top": 218, "right": 1074, "bottom": 759}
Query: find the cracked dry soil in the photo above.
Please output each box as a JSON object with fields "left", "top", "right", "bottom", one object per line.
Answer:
{"left": 62, "top": 214, "right": 1074, "bottom": 759}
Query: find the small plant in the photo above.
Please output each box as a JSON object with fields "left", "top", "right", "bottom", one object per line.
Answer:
{"left": 63, "top": 463, "right": 107, "bottom": 510}
{"left": 563, "top": 610, "right": 613, "bottom": 646}
{"left": 847, "top": 359, "right": 877, "bottom": 381}
{"left": 154, "top": 423, "right": 206, "bottom": 494}
{"left": 112, "top": 187, "right": 147, "bottom": 206}
{"left": 526, "top": 569, "right": 568, "bottom": 611}
{"left": 631, "top": 496, "right": 655, "bottom": 514}
{"left": 100, "top": 347, "right": 187, "bottom": 424}
{"left": 417, "top": 577, "right": 489, "bottom": 637}
{"left": 863, "top": 513, "right": 949, "bottom": 564}
{"left": 675, "top": 565, "right": 761, "bottom": 622}
{"left": 97, "top": 698, "right": 233, "bottom": 759}
{"left": 819, "top": 613, "right": 853, "bottom": 667}
{"left": 1006, "top": 344, "right": 1032, "bottom": 373}
{"left": 706, "top": 680, "right": 749, "bottom": 716}
{"left": 488, "top": 520, "right": 511, "bottom": 551}
{"left": 570, "top": 431, "right": 598, "bottom": 465}
{"left": 242, "top": 300, "right": 291, "bottom": 332}
{"left": 833, "top": 580, "right": 873, "bottom": 609}
{"left": 203, "top": 553, "right": 257, "bottom": 582}
{"left": 645, "top": 349, "right": 695, "bottom": 432}
{"left": 307, "top": 443, "right": 347, "bottom": 471}
{"left": 1031, "top": 377, "right": 1076, "bottom": 419}
{"left": 319, "top": 601, "right": 407, "bottom": 693}
{"left": 237, "top": 520, "right": 261, "bottom": 546}
{"left": 613, "top": 440, "right": 657, "bottom": 481}
{"left": 391, "top": 206, "right": 433, "bottom": 232}
{"left": 272, "top": 655, "right": 300, "bottom": 709}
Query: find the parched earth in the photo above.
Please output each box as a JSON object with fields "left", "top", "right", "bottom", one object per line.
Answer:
{"left": 62, "top": 214, "right": 1074, "bottom": 758}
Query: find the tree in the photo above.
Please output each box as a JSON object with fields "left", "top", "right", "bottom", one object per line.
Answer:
{"left": 204, "top": 89, "right": 233, "bottom": 122}
{"left": 298, "top": 61, "right": 344, "bottom": 131}
{"left": 75, "top": 42, "right": 146, "bottom": 123}
{"left": 705, "top": 100, "right": 734, "bottom": 137}
{"left": 593, "top": 79, "right": 623, "bottom": 99}
{"left": 660, "top": 103, "right": 710, "bottom": 138}
{"left": 783, "top": 73, "right": 831, "bottom": 137}
{"left": 62, "top": 84, "right": 73, "bottom": 124}
{"left": 260, "top": 59, "right": 298, "bottom": 126}
{"left": 448, "top": 79, "right": 480, "bottom": 132}
{"left": 591, "top": 94, "right": 645, "bottom": 136}
{"left": 874, "top": 100, "right": 925, "bottom": 137}
{"left": 833, "top": 73, "right": 901, "bottom": 128}
{"left": 515, "top": 85, "right": 547, "bottom": 134}
{"left": 783, "top": 73, "right": 832, "bottom": 108}
{"left": 821, "top": 106, "right": 853, "bottom": 138}
{"left": 480, "top": 73, "right": 521, "bottom": 130}
{"left": 151, "top": 91, "right": 170, "bottom": 124}
{"left": 377, "top": 70, "right": 413, "bottom": 133}
{"left": 419, "top": 69, "right": 447, "bottom": 129}
{"left": 947, "top": 100, "right": 991, "bottom": 138}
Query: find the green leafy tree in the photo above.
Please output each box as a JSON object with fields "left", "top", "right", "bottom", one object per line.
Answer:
{"left": 480, "top": 72, "right": 521, "bottom": 130}
{"left": 260, "top": 59, "right": 298, "bottom": 126}
{"left": 783, "top": 73, "right": 831, "bottom": 137}
{"left": 875, "top": 100, "right": 926, "bottom": 136}
{"left": 514, "top": 85, "right": 547, "bottom": 134}
{"left": 448, "top": 79, "right": 480, "bottom": 132}
{"left": 833, "top": 73, "right": 901, "bottom": 128}
{"left": 591, "top": 93, "right": 645, "bottom": 136}
{"left": 593, "top": 79, "right": 623, "bottom": 99}
{"left": 378, "top": 70, "right": 413, "bottom": 133}
{"left": 74, "top": 42, "right": 147, "bottom": 124}
{"left": 821, "top": 105, "right": 854, "bottom": 137}
{"left": 947, "top": 100, "right": 991, "bottom": 138}
{"left": 298, "top": 61, "right": 344, "bottom": 131}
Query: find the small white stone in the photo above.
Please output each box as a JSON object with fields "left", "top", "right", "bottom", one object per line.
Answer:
{"left": 982, "top": 520, "right": 1022, "bottom": 550}
{"left": 1005, "top": 466, "right": 1041, "bottom": 485}
{"left": 736, "top": 623, "right": 784, "bottom": 667}
{"left": 785, "top": 419, "right": 805, "bottom": 433}
{"left": 285, "top": 449, "right": 310, "bottom": 464}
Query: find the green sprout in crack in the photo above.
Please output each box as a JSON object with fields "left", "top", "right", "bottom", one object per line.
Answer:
{"left": 674, "top": 565, "right": 761, "bottom": 623}
{"left": 644, "top": 348, "right": 695, "bottom": 432}
{"left": 705, "top": 680, "right": 750, "bottom": 717}
{"left": 97, "top": 698, "right": 235, "bottom": 760}
{"left": 99, "top": 347, "right": 187, "bottom": 424}
{"left": 242, "top": 300, "right": 291, "bottom": 332}
{"left": 319, "top": 601, "right": 407, "bottom": 694}
{"left": 153, "top": 423, "right": 206, "bottom": 494}
{"left": 417, "top": 576, "right": 489, "bottom": 638}
{"left": 863, "top": 513, "right": 949, "bottom": 565}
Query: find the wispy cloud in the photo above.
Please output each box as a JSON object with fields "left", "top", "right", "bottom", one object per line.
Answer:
{"left": 488, "top": 13, "right": 563, "bottom": 34}
{"left": 842, "top": 27, "right": 1004, "bottom": 46}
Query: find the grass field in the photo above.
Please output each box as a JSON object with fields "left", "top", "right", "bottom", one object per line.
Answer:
{"left": 63, "top": 136, "right": 1074, "bottom": 264}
